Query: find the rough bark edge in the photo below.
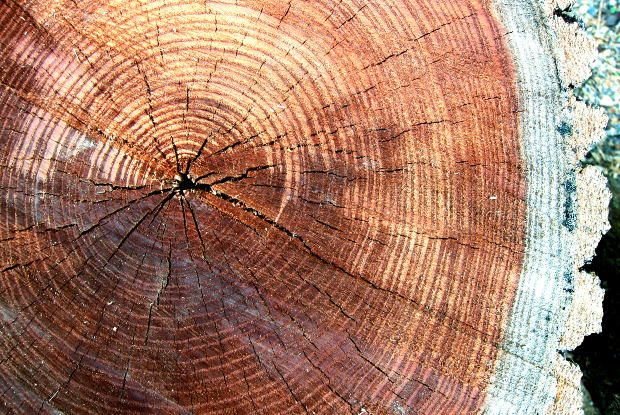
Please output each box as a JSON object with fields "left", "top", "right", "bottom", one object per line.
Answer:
{"left": 485, "top": 1, "right": 610, "bottom": 414}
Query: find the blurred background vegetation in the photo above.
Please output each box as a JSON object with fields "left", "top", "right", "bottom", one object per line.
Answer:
{"left": 563, "top": 1, "right": 620, "bottom": 414}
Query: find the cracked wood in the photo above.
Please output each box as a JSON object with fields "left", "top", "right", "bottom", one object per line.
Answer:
{"left": 0, "top": 0, "right": 528, "bottom": 414}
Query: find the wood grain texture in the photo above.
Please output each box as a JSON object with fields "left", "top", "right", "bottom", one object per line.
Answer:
{"left": 486, "top": 2, "right": 609, "bottom": 414}
{"left": 0, "top": 0, "right": 607, "bottom": 414}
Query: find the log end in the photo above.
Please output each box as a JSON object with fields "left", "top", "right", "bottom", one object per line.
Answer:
{"left": 0, "top": 1, "right": 611, "bottom": 413}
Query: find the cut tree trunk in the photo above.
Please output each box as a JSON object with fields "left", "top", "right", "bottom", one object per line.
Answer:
{"left": 0, "top": 1, "right": 610, "bottom": 414}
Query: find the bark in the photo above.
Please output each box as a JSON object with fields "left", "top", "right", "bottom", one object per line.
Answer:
{"left": 0, "top": 1, "right": 609, "bottom": 414}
